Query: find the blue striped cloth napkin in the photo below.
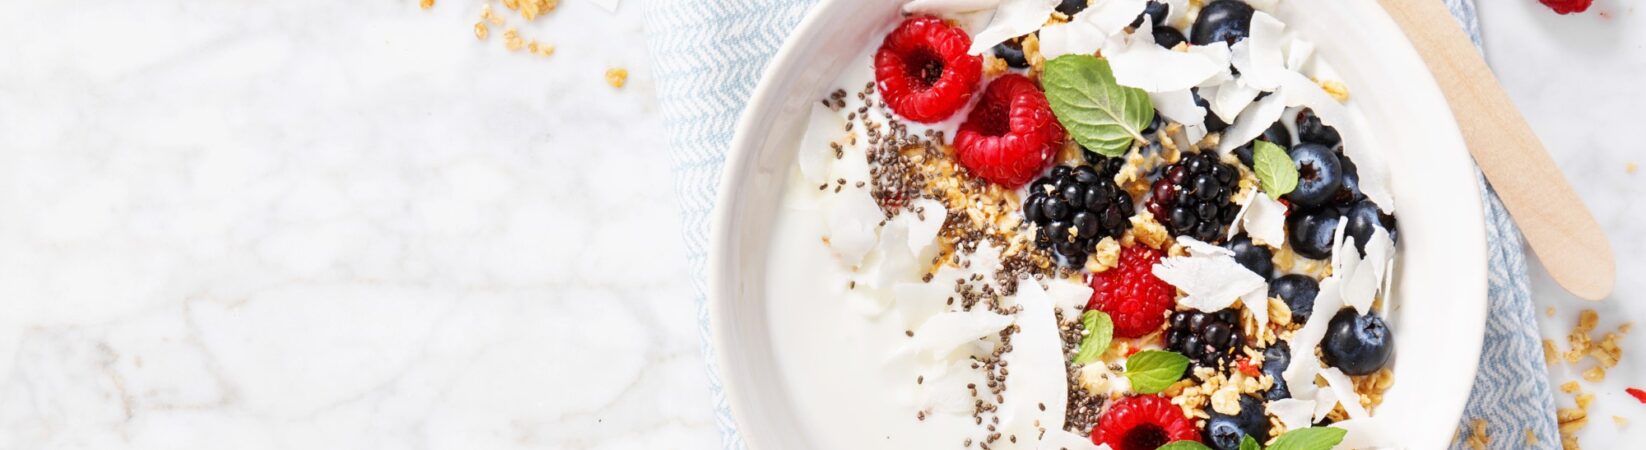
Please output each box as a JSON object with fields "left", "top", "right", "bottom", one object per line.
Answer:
{"left": 642, "top": 0, "right": 1559, "bottom": 447}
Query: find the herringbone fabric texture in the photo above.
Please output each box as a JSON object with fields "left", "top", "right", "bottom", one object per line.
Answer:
{"left": 642, "top": 0, "right": 1558, "bottom": 448}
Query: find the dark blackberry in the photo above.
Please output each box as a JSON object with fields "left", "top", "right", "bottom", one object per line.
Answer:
{"left": 1024, "top": 159, "right": 1134, "bottom": 265}
{"left": 1144, "top": 151, "right": 1240, "bottom": 243}
{"left": 1165, "top": 309, "right": 1245, "bottom": 369}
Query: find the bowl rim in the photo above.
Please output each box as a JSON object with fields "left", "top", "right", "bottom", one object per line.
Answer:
{"left": 707, "top": 0, "right": 1488, "bottom": 447}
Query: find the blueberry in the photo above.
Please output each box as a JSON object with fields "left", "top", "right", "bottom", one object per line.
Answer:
{"left": 1190, "top": 0, "right": 1255, "bottom": 46}
{"left": 1321, "top": 308, "right": 1394, "bottom": 375}
{"left": 992, "top": 40, "right": 1029, "bottom": 69}
{"left": 1129, "top": 1, "right": 1171, "bottom": 29}
{"left": 1142, "top": 113, "right": 1165, "bottom": 136}
{"left": 1343, "top": 199, "right": 1388, "bottom": 257}
{"left": 1153, "top": 26, "right": 1188, "bottom": 49}
{"left": 1268, "top": 274, "right": 1320, "bottom": 324}
{"left": 1262, "top": 343, "right": 1292, "bottom": 400}
{"left": 1287, "top": 209, "right": 1340, "bottom": 260}
{"left": 1056, "top": 0, "right": 1088, "bottom": 16}
{"left": 1224, "top": 235, "right": 1274, "bottom": 280}
{"left": 1334, "top": 152, "right": 1364, "bottom": 204}
{"left": 1285, "top": 143, "right": 1344, "bottom": 209}
{"left": 1203, "top": 395, "right": 1270, "bottom": 450}
{"left": 1296, "top": 108, "right": 1342, "bottom": 146}
{"left": 1191, "top": 87, "right": 1230, "bottom": 133}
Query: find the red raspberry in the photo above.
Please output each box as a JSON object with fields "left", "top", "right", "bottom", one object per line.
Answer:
{"left": 1090, "top": 395, "right": 1202, "bottom": 450}
{"left": 873, "top": 16, "right": 982, "bottom": 123}
{"left": 953, "top": 74, "right": 1065, "bottom": 187}
{"left": 1539, "top": 0, "right": 1592, "bottom": 14}
{"left": 1088, "top": 246, "right": 1174, "bottom": 338}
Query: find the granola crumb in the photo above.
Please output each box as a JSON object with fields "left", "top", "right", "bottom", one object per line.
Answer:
{"left": 1316, "top": 79, "right": 1350, "bottom": 102}
{"left": 606, "top": 68, "right": 629, "bottom": 88}
{"left": 1628, "top": 162, "right": 1639, "bottom": 174}
{"left": 1582, "top": 365, "right": 1606, "bottom": 382}
{"left": 420, "top": 0, "right": 435, "bottom": 9}
{"left": 503, "top": 28, "right": 523, "bottom": 51}
{"left": 1547, "top": 306, "right": 1557, "bottom": 317}
{"left": 474, "top": 22, "right": 490, "bottom": 40}
{"left": 1465, "top": 418, "right": 1489, "bottom": 450}
{"left": 1544, "top": 339, "right": 1560, "bottom": 367}
{"left": 1561, "top": 381, "right": 1581, "bottom": 394}
{"left": 1525, "top": 428, "right": 1538, "bottom": 446}
{"left": 1614, "top": 416, "right": 1629, "bottom": 427}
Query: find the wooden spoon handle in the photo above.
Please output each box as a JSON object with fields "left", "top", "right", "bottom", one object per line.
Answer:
{"left": 1377, "top": 0, "right": 1615, "bottom": 300}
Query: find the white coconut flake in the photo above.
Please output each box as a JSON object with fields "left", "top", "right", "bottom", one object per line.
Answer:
{"left": 917, "top": 360, "right": 991, "bottom": 414}
{"left": 1320, "top": 367, "right": 1370, "bottom": 419}
{"left": 904, "top": 0, "right": 1002, "bottom": 14}
{"left": 1176, "top": 236, "right": 1233, "bottom": 257}
{"left": 1242, "top": 285, "right": 1269, "bottom": 329}
{"left": 1267, "top": 398, "right": 1315, "bottom": 431}
{"left": 1228, "top": 11, "right": 1288, "bottom": 90}
{"left": 968, "top": 0, "right": 1058, "bottom": 55}
{"left": 1089, "top": 0, "right": 1150, "bottom": 35}
{"left": 1216, "top": 87, "right": 1288, "bottom": 154}
{"left": 1045, "top": 277, "right": 1096, "bottom": 322}
{"left": 904, "top": 310, "right": 1014, "bottom": 360}
{"left": 1284, "top": 38, "right": 1316, "bottom": 72}
{"left": 1037, "top": 14, "right": 1109, "bottom": 59}
{"left": 1283, "top": 276, "right": 1343, "bottom": 400}
{"left": 825, "top": 187, "right": 884, "bottom": 266}
{"left": 1329, "top": 214, "right": 1349, "bottom": 270}
{"left": 798, "top": 103, "right": 843, "bottom": 185}
{"left": 1106, "top": 17, "right": 1229, "bottom": 92}
{"left": 1311, "top": 385, "right": 1339, "bottom": 422}
{"left": 1226, "top": 195, "right": 1254, "bottom": 241}
{"left": 1150, "top": 89, "right": 1207, "bottom": 128}
{"left": 893, "top": 281, "right": 958, "bottom": 330}
{"left": 1210, "top": 78, "right": 1260, "bottom": 122}
{"left": 906, "top": 198, "right": 948, "bottom": 256}
{"left": 862, "top": 219, "right": 921, "bottom": 294}
{"left": 1241, "top": 193, "right": 1288, "bottom": 248}
{"left": 1153, "top": 254, "right": 1266, "bottom": 312}
{"left": 992, "top": 279, "right": 1069, "bottom": 450}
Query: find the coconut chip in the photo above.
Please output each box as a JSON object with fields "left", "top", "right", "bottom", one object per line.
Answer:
{"left": 903, "top": 310, "right": 1014, "bottom": 361}
{"left": 1153, "top": 253, "right": 1266, "bottom": 312}
{"left": 1105, "top": 18, "right": 1230, "bottom": 92}
{"left": 1283, "top": 276, "right": 1344, "bottom": 401}
{"left": 1046, "top": 277, "right": 1096, "bottom": 323}
{"left": 1228, "top": 11, "right": 1289, "bottom": 91}
{"left": 905, "top": 198, "right": 948, "bottom": 255}
{"left": 825, "top": 186, "right": 885, "bottom": 265}
{"left": 1268, "top": 398, "right": 1316, "bottom": 431}
{"left": 1215, "top": 86, "right": 1289, "bottom": 155}
{"left": 1319, "top": 367, "right": 1370, "bottom": 419}
{"left": 993, "top": 278, "right": 1070, "bottom": 450}
{"left": 968, "top": 0, "right": 1058, "bottom": 55}
{"left": 1232, "top": 192, "right": 1287, "bottom": 247}
{"left": 1176, "top": 236, "right": 1234, "bottom": 257}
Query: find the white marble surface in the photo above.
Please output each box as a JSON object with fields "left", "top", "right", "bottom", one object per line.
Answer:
{"left": 1480, "top": 0, "right": 1646, "bottom": 447}
{"left": 0, "top": 0, "right": 718, "bottom": 448}
{"left": 1, "top": 0, "right": 1644, "bottom": 449}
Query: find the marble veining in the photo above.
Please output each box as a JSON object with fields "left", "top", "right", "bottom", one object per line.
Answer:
{"left": 0, "top": 0, "right": 717, "bottom": 448}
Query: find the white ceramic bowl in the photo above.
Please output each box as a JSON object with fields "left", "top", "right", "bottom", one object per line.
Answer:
{"left": 708, "top": 0, "right": 1488, "bottom": 448}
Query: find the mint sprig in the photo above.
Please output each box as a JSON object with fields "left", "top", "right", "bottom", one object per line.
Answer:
{"left": 1073, "top": 310, "right": 1114, "bottom": 365}
{"left": 1240, "top": 434, "right": 1262, "bottom": 450}
{"left": 1252, "top": 140, "right": 1298, "bottom": 200}
{"left": 1123, "top": 350, "right": 1190, "bottom": 394}
{"left": 1266, "top": 427, "right": 1347, "bottom": 450}
{"left": 1041, "top": 55, "right": 1156, "bottom": 158}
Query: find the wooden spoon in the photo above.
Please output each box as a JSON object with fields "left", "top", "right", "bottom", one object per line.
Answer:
{"left": 1377, "top": 0, "right": 1615, "bottom": 300}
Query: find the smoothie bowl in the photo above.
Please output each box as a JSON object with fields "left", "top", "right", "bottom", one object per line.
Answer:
{"left": 708, "top": 0, "right": 1487, "bottom": 449}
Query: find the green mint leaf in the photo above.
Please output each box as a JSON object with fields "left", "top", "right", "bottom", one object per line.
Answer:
{"left": 1240, "top": 434, "right": 1262, "bottom": 450}
{"left": 1266, "top": 426, "right": 1347, "bottom": 450}
{"left": 1041, "top": 55, "right": 1155, "bottom": 158}
{"left": 1073, "top": 310, "right": 1114, "bottom": 365}
{"left": 1157, "top": 441, "right": 1213, "bottom": 450}
{"left": 1252, "top": 140, "right": 1298, "bottom": 200}
{"left": 1123, "top": 350, "right": 1190, "bottom": 394}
